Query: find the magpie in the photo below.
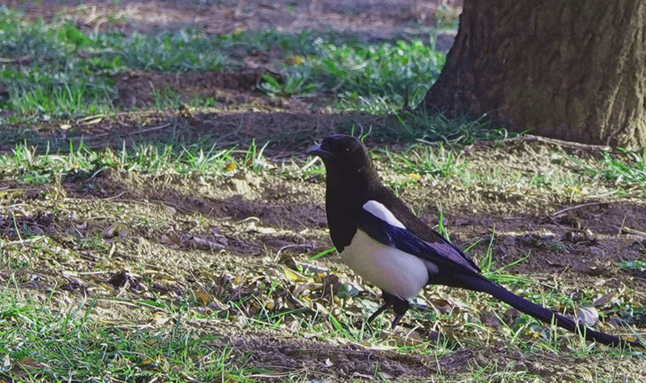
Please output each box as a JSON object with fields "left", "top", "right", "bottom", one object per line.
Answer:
{"left": 307, "top": 134, "right": 643, "bottom": 348}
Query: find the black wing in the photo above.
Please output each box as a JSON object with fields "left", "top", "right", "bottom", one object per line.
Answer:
{"left": 358, "top": 208, "right": 481, "bottom": 275}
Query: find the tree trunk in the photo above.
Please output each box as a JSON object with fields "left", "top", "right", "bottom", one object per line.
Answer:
{"left": 422, "top": 0, "right": 646, "bottom": 149}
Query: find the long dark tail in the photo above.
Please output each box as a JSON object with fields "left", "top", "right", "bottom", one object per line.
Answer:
{"left": 455, "top": 274, "right": 644, "bottom": 348}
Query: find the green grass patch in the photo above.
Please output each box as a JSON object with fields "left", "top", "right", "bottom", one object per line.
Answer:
{"left": 0, "top": 7, "right": 120, "bottom": 121}
{"left": 619, "top": 259, "right": 646, "bottom": 273}
{"left": 381, "top": 143, "right": 466, "bottom": 179}
{"left": 0, "top": 141, "right": 244, "bottom": 183}
{"left": 0, "top": 138, "right": 320, "bottom": 188}
{"left": 260, "top": 38, "right": 445, "bottom": 112}
{"left": 0, "top": 286, "right": 257, "bottom": 382}
{"left": 1, "top": 6, "right": 449, "bottom": 121}
{"left": 596, "top": 147, "right": 646, "bottom": 186}
{"left": 569, "top": 147, "right": 646, "bottom": 189}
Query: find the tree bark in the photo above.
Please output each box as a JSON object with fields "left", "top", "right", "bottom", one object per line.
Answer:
{"left": 422, "top": 0, "right": 646, "bottom": 149}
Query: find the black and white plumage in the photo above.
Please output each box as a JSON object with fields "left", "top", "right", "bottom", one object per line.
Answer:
{"left": 307, "top": 134, "right": 643, "bottom": 348}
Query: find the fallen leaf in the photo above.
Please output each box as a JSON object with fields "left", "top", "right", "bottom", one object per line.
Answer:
{"left": 140, "top": 356, "right": 163, "bottom": 371}
{"left": 284, "top": 269, "right": 309, "bottom": 283}
{"left": 408, "top": 172, "right": 422, "bottom": 180}
{"left": 188, "top": 235, "right": 226, "bottom": 251}
{"left": 17, "top": 357, "right": 45, "bottom": 371}
{"left": 103, "top": 223, "right": 129, "bottom": 238}
{"left": 194, "top": 289, "right": 213, "bottom": 306}
{"left": 78, "top": 116, "right": 103, "bottom": 125}
{"left": 161, "top": 232, "right": 181, "bottom": 245}
{"left": 593, "top": 293, "right": 614, "bottom": 307}
{"left": 107, "top": 271, "right": 129, "bottom": 287}
{"left": 480, "top": 311, "right": 502, "bottom": 328}
{"left": 577, "top": 307, "right": 599, "bottom": 327}
{"left": 1, "top": 354, "right": 11, "bottom": 374}
{"left": 284, "top": 55, "right": 304, "bottom": 65}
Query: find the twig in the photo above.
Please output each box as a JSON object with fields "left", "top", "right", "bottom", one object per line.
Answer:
{"left": 511, "top": 135, "right": 615, "bottom": 153}
{"left": 0, "top": 236, "right": 47, "bottom": 247}
{"left": 613, "top": 226, "right": 646, "bottom": 238}
{"left": 131, "top": 120, "right": 174, "bottom": 135}
{"left": 75, "top": 271, "right": 113, "bottom": 275}
{"left": 70, "top": 121, "right": 173, "bottom": 141}
{"left": 97, "top": 298, "right": 169, "bottom": 312}
{"left": 0, "top": 55, "right": 31, "bottom": 64}
{"left": 551, "top": 202, "right": 608, "bottom": 217}
{"left": 274, "top": 244, "right": 313, "bottom": 262}
{"left": 102, "top": 191, "right": 126, "bottom": 200}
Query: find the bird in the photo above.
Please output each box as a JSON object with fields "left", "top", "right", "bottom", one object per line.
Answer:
{"left": 307, "top": 134, "right": 644, "bottom": 348}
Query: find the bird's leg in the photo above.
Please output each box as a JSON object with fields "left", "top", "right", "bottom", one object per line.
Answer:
{"left": 367, "top": 290, "right": 398, "bottom": 324}
{"left": 390, "top": 295, "right": 410, "bottom": 329}
{"left": 367, "top": 301, "right": 392, "bottom": 324}
{"left": 367, "top": 291, "right": 410, "bottom": 328}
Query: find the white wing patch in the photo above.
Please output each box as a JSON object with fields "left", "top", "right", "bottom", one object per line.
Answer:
{"left": 362, "top": 200, "right": 406, "bottom": 229}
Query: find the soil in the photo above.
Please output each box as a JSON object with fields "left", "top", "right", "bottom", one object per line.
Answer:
{"left": 2, "top": 1, "right": 646, "bottom": 381}
{"left": 9, "top": 0, "right": 460, "bottom": 46}
{"left": 114, "top": 70, "right": 263, "bottom": 108}
{"left": 2, "top": 154, "right": 645, "bottom": 379}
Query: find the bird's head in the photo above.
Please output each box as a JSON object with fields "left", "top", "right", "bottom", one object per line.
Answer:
{"left": 306, "top": 134, "right": 372, "bottom": 172}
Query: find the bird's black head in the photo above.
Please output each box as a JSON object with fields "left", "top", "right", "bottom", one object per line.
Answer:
{"left": 306, "top": 135, "right": 370, "bottom": 170}
{"left": 307, "top": 135, "right": 381, "bottom": 249}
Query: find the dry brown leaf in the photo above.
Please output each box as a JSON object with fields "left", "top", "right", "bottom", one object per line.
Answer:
{"left": 161, "top": 232, "right": 181, "bottom": 245}
{"left": 151, "top": 313, "right": 172, "bottom": 327}
{"left": 140, "top": 356, "right": 165, "bottom": 371}
{"left": 480, "top": 311, "right": 502, "bottom": 328}
{"left": 16, "top": 357, "right": 45, "bottom": 371}
{"left": 194, "top": 289, "right": 214, "bottom": 306}
{"left": 188, "top": 235, "right": 226, "bottom": 251}
{"left": 593, "top": 292, "right": 614, "bottom": 307}
{"left": 107, "top": 271, "right": 129, "bottom": 287}
{"left": 103, "top": 223, "right": 129, "bottom": 238}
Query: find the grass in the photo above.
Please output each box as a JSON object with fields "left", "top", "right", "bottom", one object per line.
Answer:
{"left": 0, "top": 140, "right": 261, "bottom": 183}
{"left": 0, "top": 286, "right": 259, "bottom": 382}
{"left": 261, "top": 38, "right": 445, "bottom": 111}
{"left": 1, "top": 3, "right": 645, "bottom": 381}
{"left": 381, "top": 143, "right": 466, "bottom": 178}
{"left": 579, "top": 147, "right": 646, "bottom": 187}
{"left": 3, "top": 136, "right": 643, "bottom": 208}
{"left": 619, "top": 259, "right": 646, "bottom": 273}
{"left": 389, "top": 112, "right": 511, "bottom": 143}
{"left": 0, "top": 6, "right": 447, "bottom": 122}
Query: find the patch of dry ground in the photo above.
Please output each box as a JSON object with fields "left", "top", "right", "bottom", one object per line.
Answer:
{"left": 114, "top": 70, "right": 262, "bottom": 108}
{"left": 1, "top": 139, "right": 645, "bottom": 379}
{"left": 0, "top": 110, "right": 385, "bottom": 155}
{"left": 0, "top": 68, "right": 353, "bottom": 152}
{"left": 8, "top": 0, "right": 460, "bottom": 47}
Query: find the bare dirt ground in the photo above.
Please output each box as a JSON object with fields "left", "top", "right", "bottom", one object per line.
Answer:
{"left": 8, "top": 0, "right": 459, "bottom": 44}
{"left": 2, "top": 1, "right": 646, "bottom": 381}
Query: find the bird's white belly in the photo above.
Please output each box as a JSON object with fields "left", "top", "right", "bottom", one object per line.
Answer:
{"left": 340, "top": 230, "right": 429, "bottom": 299}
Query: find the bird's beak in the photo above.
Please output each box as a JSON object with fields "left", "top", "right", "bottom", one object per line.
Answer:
{"left": 305, "top": 143, "right": 331, "bottom": 159}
